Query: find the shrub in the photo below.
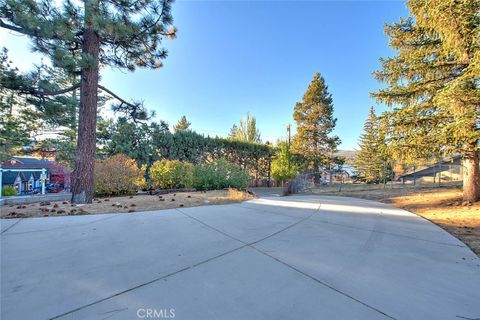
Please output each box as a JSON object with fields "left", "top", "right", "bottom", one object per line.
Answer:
{"left": 94, "top": 154, "right": 143, "bottom": 196}
{"left": 227, "top": 188, "right": 252, "bottom": 201}
{"left": 150, "top": 160, "right": 194, "bottom": 189}
{"left": 193, "top": 159, "right": 250, "bottom": 191}
{"left": 2, "top": 186, "right": 17, "bottom": 196}
{"left": 271, "top": 141, "right": 298, "bottom": 184}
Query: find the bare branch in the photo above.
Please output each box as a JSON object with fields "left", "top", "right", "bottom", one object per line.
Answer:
{"left": 98, "top": 84, "right": 137, "bottom": 108}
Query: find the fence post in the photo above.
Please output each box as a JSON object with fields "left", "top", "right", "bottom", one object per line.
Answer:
{"left": 438, "top": 162, "right": 441, "bottom": 187}
{"left": 413, "top": 165, "right": 416, "bottom": 186}
{"left": 41, "top": 168, "right": 46, "bottom": 195}
{"left": 383, "top": 161, "right": 387, "bottom": 190}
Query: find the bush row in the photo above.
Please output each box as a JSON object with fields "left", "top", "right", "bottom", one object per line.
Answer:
{"left": 94, "top": 154, "right": 249, "bottom": 196}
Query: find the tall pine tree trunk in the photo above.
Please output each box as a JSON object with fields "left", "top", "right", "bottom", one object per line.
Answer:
{"left": 71, "top": 0, "right": 99, "bottom": 204}
{"left": 462, "top": 141, "right": 480, "bottom": 202}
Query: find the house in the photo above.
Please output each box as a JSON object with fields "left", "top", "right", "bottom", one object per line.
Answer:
{"left": 398, "top": 156, "right": 463, "bottom": 184}
{"left": 0, "top": 157, "right": 64, "bottom": 195}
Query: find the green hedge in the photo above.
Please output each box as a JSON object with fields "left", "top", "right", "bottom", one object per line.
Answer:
{"left": 193, "top": 159, "right": 249, "bottom": 191}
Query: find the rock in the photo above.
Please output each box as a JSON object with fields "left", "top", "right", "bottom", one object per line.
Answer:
{"left": 159, "top": 198, "right": 165, "bottom": 202}
{"left": 171, "top": 198, "right": 175, "bottom": 202}
{"left": 462, "top": 201, "right": 472, "bottom": 206}
{"left": 187, "top": 195, "right": 191, "bottom": 198}
{"left": 97, "top": 200, "right": 102, "bottom": 203}
{"left": 50, "top": 209, "right": 56, "bottom": 213}
{"left": 128, "top": 209, "right": 135, "bottom": 213}
{"left": 129, "top": 196, "right": 133, "bottom": 199}
{"left": 69, "top": 209, "right": 77, "bottom": 214}
{"left": 123, "top": 206, "right": 128, "bottom": 208}
{"left": 173, "top": 193, "right": 176, "bottom": 196}
{"left": 159, "top": 195, "right": 163, "bottom": 198}
{"left": 104, "top": 198, "right": 110, "bottom": 202}
{"left": 53, "top": 203, "right": 59, "bottom": 208}
{"left": 40, "top": 201, "right": 51, "bottom": 206}
{"left": 57, "top": 209, "right": 66, "bottom": 214}
{"left": 111, "top": 203, "right": 116, "bottom": 207}
{"left": 179, "top": 204, "right": 184, "bottom": 207}
{"left": 62, "top": 201, "right": 69, "bottom": 204}
{"left": 130, "top": 203, "right": 136, "bottom": 207}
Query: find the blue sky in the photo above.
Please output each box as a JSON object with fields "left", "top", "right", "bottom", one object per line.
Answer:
{"left": 0, "top": 0, "right": 408, "bottom": 150}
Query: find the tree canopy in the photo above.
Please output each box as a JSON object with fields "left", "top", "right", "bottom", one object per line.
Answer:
{"left": 372, "top": 0, "right": 480, "bottom": 201}
{"left": 352, "top": 107, "right": 391, "bottom": 183}
{"left": 229, "top": 113, "right": 262, "bottom": 143}
{"left": 174, "top": 115, "right": 191, "bottom": 132}
{"left": 291, "top": 72, "right": 340, "bottom": 171}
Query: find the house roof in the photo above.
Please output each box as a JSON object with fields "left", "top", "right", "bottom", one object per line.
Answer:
{"left": 1, "top": 157, "right": 54, "bottom": 169}
{"left": 2, "top": 171, "right": 26, "bottom": 185}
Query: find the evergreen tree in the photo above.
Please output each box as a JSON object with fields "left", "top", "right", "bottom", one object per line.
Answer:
{"left": 229, "top": 113, "right": 261, "bottom": 143}
{"left": 353, "top": 107, "right": 391, "bottom": 183}
{"left": 372, "top": 0, "right": 480, "bottom": 201}
{"left": 291, "top": 72, "right": 340, "bottom": 171}
{"left": 173, "top": 115, "right": 191, "bottom": 132}
{"left": 1, "top": 0, "right": 176, "bottom": 203}
{"left": 271, "top": 141, "right": 298, "bottom": 184}
{"left": 0, "top": 49, "right": 32, "bottom": 160}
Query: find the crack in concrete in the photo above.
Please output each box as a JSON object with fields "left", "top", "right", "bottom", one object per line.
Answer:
{"left": 3, "top": 214, "right": 124, "bottom": 236}
{"left": 48, "top": 245, "right": 248, "bottom": 319}
{"left": 47, "top": 206, "right": 317, "bottom": 319}
{"left": 312, "top": 217, "right": 465, "bottom": 248}
{"left": 238, "top": 201, "right": 464, "bottom": 248}
{"left": 1, "top": 218, "right": 23, "bottom": 235}
{"left": 24, "top": 198, "right": 446, "bottom": 320}
{"left": 177, "top": 204, "right": 397, "bottom": 320}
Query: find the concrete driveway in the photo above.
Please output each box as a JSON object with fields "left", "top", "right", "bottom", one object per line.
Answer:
{"left": 1, "top": 195, "right": 479, "bottom": 320}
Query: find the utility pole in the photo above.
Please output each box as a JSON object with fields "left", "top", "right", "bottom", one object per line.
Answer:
{"left": 286, "top": 124, "right": 291, "bottom": 148}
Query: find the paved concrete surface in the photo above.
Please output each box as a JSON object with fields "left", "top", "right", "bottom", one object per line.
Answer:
{"left": 1, "top": 195, "right": 479, "bottom": 320}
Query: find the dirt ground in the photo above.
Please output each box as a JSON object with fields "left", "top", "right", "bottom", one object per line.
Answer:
{"left": 1, "top": 189, "right": 253, "bottom": 219}
{"left": 313, "top": 186, "right": 480, "bottom": 256}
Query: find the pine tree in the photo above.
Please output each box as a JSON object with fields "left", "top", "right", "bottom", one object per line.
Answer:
{"left": 353, "top": 107, "right": 388, "bottom": 183}
{"left": 372, "top": 0, "right": 480, "bottom": 201}
{"left": 229, "top": 113, "right": 261, "bottom": 143}
{"left": 1, "top": 0, "right": 176, "bottom": 203}
{"left": 291, "top": 72, "right": 340, "bottom": 171}
{"left": 173, "top": 115, "right": 191, "bottom": 132}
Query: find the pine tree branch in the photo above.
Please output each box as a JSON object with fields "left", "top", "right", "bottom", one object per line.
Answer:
{"left": 98, "top": 84, "right": 136, "bottom": 108}
{"left": 15, "top": 83, "right": 81, "bottom": 96}
{"left": 0, "top": 19, "right": 27, "bottom": 34}
{"left": 98, "top": 84, "right": 150, "bottom": 123}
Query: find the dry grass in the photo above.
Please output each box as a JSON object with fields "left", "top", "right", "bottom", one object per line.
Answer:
{"left": 1, "top": 189, "right": 254, "bottom": 219}
{"left": 313, "top": 186, "right": 480, "bottom": 256}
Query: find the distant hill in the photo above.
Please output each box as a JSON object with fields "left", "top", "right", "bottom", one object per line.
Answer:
{"left": 335, "top": 150, "right": 357, "bottom": 164}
